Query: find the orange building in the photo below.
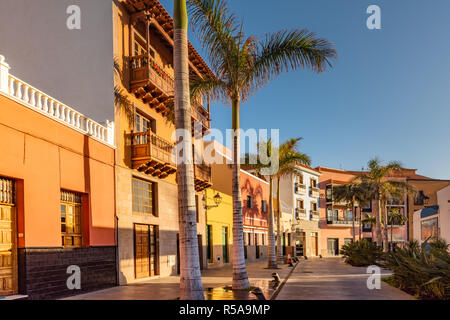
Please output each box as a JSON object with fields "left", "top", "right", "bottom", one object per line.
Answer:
{"left": 0, "top": 56, "right": 116, "bottom": 299}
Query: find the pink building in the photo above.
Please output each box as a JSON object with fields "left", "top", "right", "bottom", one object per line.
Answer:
{"left": 316, "top": 167, "right": 412, "bottom": 256}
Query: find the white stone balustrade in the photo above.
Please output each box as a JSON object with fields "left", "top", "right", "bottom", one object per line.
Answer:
{"left": 0, "top": 55, "right": 115, "bottom": 147}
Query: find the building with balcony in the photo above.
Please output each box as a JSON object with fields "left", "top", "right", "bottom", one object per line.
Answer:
{"left": 317, "top": 166, "right": 437, "bottom": 256}
{"left": 274, "top": 164, "right": 321, "bottom": 258}
{"left": 0, "top": 56, "right": 116, "bottom": 299}
{"left": 113, "top": 0, "right": 214, "bottom": 284}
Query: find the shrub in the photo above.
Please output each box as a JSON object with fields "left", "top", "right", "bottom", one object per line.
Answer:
{"left": 340, "top": 239, "right": 383, "bottom": 267}
{"left": 381, "top": 239, "right": 450, "bottom": 300}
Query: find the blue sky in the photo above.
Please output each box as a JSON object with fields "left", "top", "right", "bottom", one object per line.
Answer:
{"left": 161, "top": 0, "right": 450, "bottom": 179}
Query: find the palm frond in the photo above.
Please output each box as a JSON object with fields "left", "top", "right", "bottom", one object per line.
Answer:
{"left": 248, "top": 29, "right": 337, "bottom": 89}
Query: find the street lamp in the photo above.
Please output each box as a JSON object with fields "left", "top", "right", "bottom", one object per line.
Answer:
{"left": 203, "top": 192, "right": 223, "bottom": 210}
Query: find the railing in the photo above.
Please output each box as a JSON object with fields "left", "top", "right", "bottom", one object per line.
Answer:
{"left": 0, "top": 56, "right": 114, "bottom": 146}
{"left": 310, "top": 210, "right": 320, "bottom": 221}
{"left": 295, "top": 208, "right": 307, "bottom": 220}
{"left": 191, "top": 103, "right": 210, "bottom": 130}
{"left": 131, "top": 131, "right": 175, "bottom": 165}
{"left": 295, "top": 183, "right": 306, "bottom": 194}
{"left": 194, "top": 163, "right": 212, "bottom": 183}
{"left": 327, "top": 219, "right": 360, "bottom": 226}
{"left": 130, "top": 54, "right": 174, "bottom": 95}
{"left": 310, "top": 187, "right": 320, "bottom": 197}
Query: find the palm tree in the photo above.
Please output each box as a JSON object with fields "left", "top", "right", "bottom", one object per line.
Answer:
{"left": 275, "top": 138, "right": 311, "bottom": 264}
{"left": 173, "top": 0, "right": 204, "bottom": 300}
{"left": 332, "top": 183, "right": 367, "bottom": 242}
{"left": 188, "top": 0, "right": 337, "bottom": 289}
{"left": 243, "top": 139, "right": 278, "bottom": 269}
{"left": 354, "top": 158, "right": 412, "bottom": 252}
{"left": 388, "top": 207, "right": 408, "bottom": 251}
{"left": 362, "top": 214, "right": 377, "bottom": 241}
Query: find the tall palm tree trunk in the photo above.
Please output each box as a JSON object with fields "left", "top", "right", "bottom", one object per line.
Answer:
{"left": 231, "top": 97, "right": 250, "bottom": 290}
{"left": 351, "top": 201, "right": 356, "bottom": 242}
{"left": 383, "top": 205, "right": 389, "bottom": 252}
{"left": 276, "top": 178, "right": 283, "bottom": 264}
{"left": 267, "top": 176, "right": 277, "bottom": 268}
{"left": 376, "top": 197, "right": 383, "bottom": 248}
{"left": 174, "top": 0, "right": 204, "bottom": 300}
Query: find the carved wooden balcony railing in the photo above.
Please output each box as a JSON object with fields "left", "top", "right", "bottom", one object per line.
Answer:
{"left": 130, "top": 55, "right": 211, "bottom": 133}
{"left": 131, "top": 131, "right": 176, "bottom": 179}
{"left": 194, "top": 163, "right": 212, "bottom": 192}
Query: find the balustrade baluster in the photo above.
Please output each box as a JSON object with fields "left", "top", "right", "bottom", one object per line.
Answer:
{"left": 8, "top": 77, "right": 15, "bottom": 96}
{"left": 30, "top": 89, "right": 36, "bottom": 106}
{"left": 15, "top": 80, "right": 22, "bottom": 99}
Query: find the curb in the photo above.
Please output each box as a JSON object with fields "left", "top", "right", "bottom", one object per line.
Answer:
{"left": 270, "top": 262, "right": 300, "bottom": 300}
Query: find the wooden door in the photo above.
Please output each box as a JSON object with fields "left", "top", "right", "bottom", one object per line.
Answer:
{"left": 0, "top": 205, "right": 17, "bottom": 296}
{"left": 135, "top": 224, "right": 150, "bottom": 279}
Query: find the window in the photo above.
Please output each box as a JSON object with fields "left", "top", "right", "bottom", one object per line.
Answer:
{"left": 362, "top": 200, "right": 373, "bottom": 212}
{"left": 135, "top": 113, "right": 154, "bottom": 133}
{"left": 261, "top": 200, "right": 267, "bottom": 212}
{"left": 345, "top": 210, "right": 353, "bottom": 221}
{"left": 61, "top": 190, "right": 82, "bottom": 248}
{"left": 414, "top": 191, "right": 429, "bottom": 206}
{"left": 247, "top": 196, "right": 253, "bottom": 209}
{"left": 296, "top": 174, "right": 304, "bottom": 184}
{"left": 297, "top": 199, "right": 304, "bottom": 209}
{"left": 326, "top": 186, "right": 332, "bottom": 202}
{"left": 132, "top": 178, "right": 156, "bottom": 216}
{"left": 248, "top": 233, "right": 252, "bottom": 246}
{"left": 311, "top": 202, "right": 318, "bottom": 211}
{"left": 310, "top": 179, "right": 317, "bottom": 188}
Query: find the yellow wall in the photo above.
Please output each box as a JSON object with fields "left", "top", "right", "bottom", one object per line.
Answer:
{"left": 205, "top": 188, "right": 233, "bottom": 268}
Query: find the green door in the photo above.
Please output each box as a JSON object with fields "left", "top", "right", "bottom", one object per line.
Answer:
{"left": 222, "top": 227, "right": 229, "bottom": 263}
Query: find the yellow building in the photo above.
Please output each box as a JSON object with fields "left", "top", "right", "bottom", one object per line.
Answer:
{"left": 204, "top": 188, "right": 233, "bottom": 268}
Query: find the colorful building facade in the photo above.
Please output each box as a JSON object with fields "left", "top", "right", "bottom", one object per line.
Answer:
{"left": 316, "top": 167, "right": 415, "bottom": 256}
{"left": 0, "top": 56, "right": 116, "bottom": 299}
{"left": 113, "top": 0, "right": 213, "bottom": 284}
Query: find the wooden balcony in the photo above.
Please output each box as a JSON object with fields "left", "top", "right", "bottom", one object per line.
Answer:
{"left": 131, "top": 131, "right": 176, "bottom": 179}
{"left": 194, "top": 164, "right": 212, "bottom": 192}
{"left": 130, "top": 55, "right": 211, "bottom": 133}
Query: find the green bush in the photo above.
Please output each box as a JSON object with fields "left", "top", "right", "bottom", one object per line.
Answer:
{"left": 340, "top": 239, "right": 383, "bottom": 267}
{"left": 381, "top": 239, "right": 450, "bottom": 300}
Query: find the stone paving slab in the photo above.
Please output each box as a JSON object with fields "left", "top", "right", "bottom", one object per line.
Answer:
{"left": 275, "top": 257, "right": 415, "bottom": 300}
{"left": 63, "top": 261, "right": 293, "bottom": 300}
